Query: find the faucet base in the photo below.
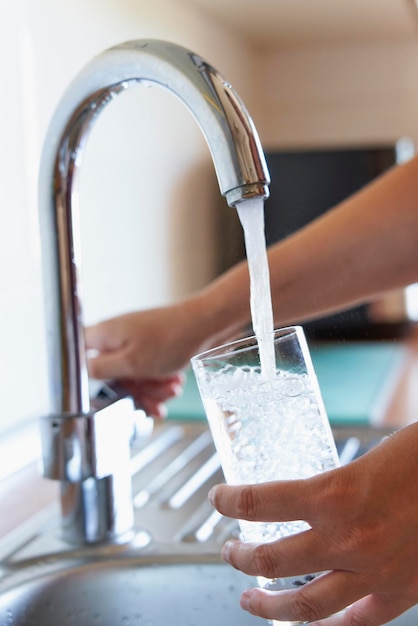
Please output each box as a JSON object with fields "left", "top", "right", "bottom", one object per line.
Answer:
{"left": 60, "top": 472, "right": 139, "bottom": 545}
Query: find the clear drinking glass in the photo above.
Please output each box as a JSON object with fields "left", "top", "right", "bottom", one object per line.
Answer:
{"left": 191, "top": 326, "right": 340, "bottom": 626}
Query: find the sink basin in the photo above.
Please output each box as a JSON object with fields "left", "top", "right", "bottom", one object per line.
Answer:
{"left": 0, "top": 548, "right": 265, "bottom": 626}
{"left": 2, "top": 547, "right": 418, "bottom": 626}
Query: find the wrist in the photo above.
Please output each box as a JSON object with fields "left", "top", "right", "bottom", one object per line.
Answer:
{"left": 180, "top": 292, "right": 222, "bottom": 354}
{"left": 188, "top": 285, "right": 250, "bottom": 353}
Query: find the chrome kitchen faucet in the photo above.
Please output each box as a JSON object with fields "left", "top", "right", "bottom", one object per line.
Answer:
{"left": 38, "top": 40, "right": 270, "bottom": 545}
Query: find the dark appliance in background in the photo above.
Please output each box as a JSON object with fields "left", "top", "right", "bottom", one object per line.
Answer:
{"left": 263, "top": 144, "right": 413, "bottom": 340}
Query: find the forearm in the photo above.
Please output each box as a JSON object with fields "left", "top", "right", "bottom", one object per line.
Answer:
{"left": 269, "top": 155, "right": 418, "bottom": 325}
{"left": 195, "top": 155, "right": 418, "bottom": 343}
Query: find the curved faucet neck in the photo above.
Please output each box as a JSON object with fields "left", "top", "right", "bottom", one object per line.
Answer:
{"left": 39, "top": 39, "right": 270, "bottom": 417}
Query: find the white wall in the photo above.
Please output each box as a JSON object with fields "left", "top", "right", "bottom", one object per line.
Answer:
{"left": 0, "top": 0, "right": 256, "bottom": 435}
{"left": 256, "top": 40, "right": 418, "bottom": 149}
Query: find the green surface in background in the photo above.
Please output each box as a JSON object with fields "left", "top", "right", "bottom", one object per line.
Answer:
{"left": 167, "top": 342, "right": 406, "bottom": 426}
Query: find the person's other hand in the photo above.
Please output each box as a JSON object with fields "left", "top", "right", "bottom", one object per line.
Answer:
{"left": 209, "top": 422, "right": 418, "bottom": 625}
{"left": 116, "top": 372, "right": 185, "bottom": 419}
{"left": 85, "top": 304, "right": 203, "bottom": 418}
{"left": 85, "top": 304, "right": 203, "bottom": 381}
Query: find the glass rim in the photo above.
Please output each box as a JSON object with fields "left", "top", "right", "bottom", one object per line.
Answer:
{"left": 191, "top": 325, "right": 303, "bottom": 364}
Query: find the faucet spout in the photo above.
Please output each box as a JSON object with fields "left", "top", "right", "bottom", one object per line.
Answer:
{"left": 38, "top": 39, "right": 270, "bottom": 544}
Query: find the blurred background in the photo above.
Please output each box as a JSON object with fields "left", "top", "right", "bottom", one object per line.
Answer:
{"left": 2, "top": 0, "right": 418, "bottom": 454}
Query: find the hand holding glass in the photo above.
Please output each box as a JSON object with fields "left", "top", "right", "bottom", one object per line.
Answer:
{"left": 191, "top": 326, "right": 340, "bottom": 625}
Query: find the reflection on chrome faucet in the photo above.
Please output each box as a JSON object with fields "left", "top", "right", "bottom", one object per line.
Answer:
{"left": 38, "top": 39, "right": 270, "bottom": 545}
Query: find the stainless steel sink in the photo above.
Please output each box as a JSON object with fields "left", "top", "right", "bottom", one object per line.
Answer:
{"left": 1, "top": 420, "right": 416, "bottom": 626}
{"left": 0, "top": 548, "right": 266, "bottom": 625}
{"left": 2, "top": 552, "right": 418, "bottom": 626}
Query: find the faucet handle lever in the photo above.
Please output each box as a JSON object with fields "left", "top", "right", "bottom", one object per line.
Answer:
{"left": 90, "top": 379, "right": 154, "bottom": 444}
